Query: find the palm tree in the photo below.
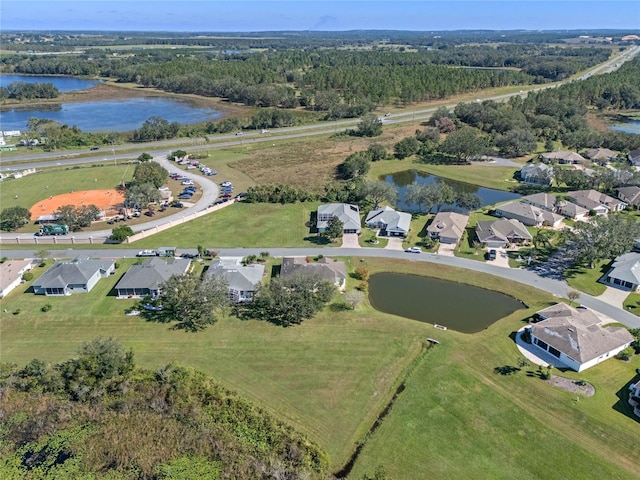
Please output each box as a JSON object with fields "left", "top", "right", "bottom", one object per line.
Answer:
{"left": 533, "top": 229, "right": 553, "bottom": 254}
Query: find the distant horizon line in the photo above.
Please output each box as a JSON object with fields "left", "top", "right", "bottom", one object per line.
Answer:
{"left": 4, "top": 28, "right": 639, "bottom": 34}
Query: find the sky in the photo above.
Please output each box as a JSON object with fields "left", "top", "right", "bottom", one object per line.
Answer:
{"left": 1, "top": 1, "right": 639, "bottom": 32}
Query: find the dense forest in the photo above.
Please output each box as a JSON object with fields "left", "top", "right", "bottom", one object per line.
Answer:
{"left": 0, "top": 338, "right": 329, "bottom": 480}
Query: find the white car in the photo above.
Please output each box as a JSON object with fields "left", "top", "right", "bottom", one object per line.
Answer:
{"left": 405, "top": 247, "right": 422, "bottom": 254}
{"left": 235, "top": 131, "right": 243, "bottom": 136}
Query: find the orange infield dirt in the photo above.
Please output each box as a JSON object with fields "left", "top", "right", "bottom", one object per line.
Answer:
{"left": 30, "top": 189, "right": 126, "bottom": 219}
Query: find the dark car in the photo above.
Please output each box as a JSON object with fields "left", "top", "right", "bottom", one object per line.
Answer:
{"left": 235, "top": 192, "right": 246, "bottom": 200}
{"left": 221, "top": 194, "right": 233, "bottom": 199}
{"left": 144, "top": 211, "right": 156, "bottom": 217}
{"left": 172, "top": 202, "right": 184, "bottom": 208}
{"left": 90, "top": 146, "right": 100, "bottom": 151}
{"left": 213, "top": 200, "right": 225, "bottom": 206}
{"left": 178, "top": 194, "right": 192, "bottom": 200}
{"left": 488, "top": 249, "right": 497, "bottom": 260}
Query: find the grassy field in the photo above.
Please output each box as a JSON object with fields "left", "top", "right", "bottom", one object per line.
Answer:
{"left": 2, "top": 255, "right": 639, "bottom": 477}
{"left": 565, "top": 259, "right": 610, "bottom": 296}
{"left": 132, "top": 201, "right": 326, "bottom": 248}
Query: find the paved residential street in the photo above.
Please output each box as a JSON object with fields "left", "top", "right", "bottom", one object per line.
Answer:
{"left": 2, "top": 246, "right": 639, "bottom": 329}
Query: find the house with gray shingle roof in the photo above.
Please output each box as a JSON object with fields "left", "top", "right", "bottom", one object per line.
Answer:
{"left": 617, "top": 186, "right": 640, "bottom": 209}
{"left": 205, "top": 257, "right": 265, "bottom": 303}
{"left": 281, "top": 256, "right": 347, "bottom": 289}
{"left": 494, "top": 201, "right": 564, "bottom": 228}
{"left": 317, "top": 203, "right": 361, "bottom": 234}
{"left": 568, "top": 190, "right": 627, "bottom": 215}
{"left": 475, "top": 218, "right": 532, "bottom": 248}
{"left": 115, "top": 257, "right": 190, "bottom": 299}
{"left": 365, "top": 206, "right": 411, "bottom": 237}
{"left": 33, "top": 257, "right": 115, "bottom": 296}
{"left": 555, "top": 200, "right": 589, "bottom": 221}
{"left": 629, "top": 150, "right": 640, "bottom": 167}
{"left": 519, "top": 163, "right": 553, "bottom": 186}
{"left": 1, "top": 259, "right": 34, "bottom": 297}
{"left": 521, "top": 192, "right": 557, "bottom": 211}
{"left": 529, "top": 303, "right": 634, "bottom": 372}
{"left": 603, "top": 252, "right": 640, "bottom": 291}
{"left": 427, "top": 211, "right": 469, "bottom": 244}
{"left": 584, "top": 148, "right": 618, "bottom": 164}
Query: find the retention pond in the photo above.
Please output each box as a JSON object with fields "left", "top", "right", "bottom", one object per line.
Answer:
{"left": 368, "top": 272, "right": 525, "bottom": 333}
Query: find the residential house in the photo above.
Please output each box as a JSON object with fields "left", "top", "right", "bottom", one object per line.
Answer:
{"left": 159, "top": 186, "right": 173, "bottom": 204}
{"left": 115, "top": 257, "right": 190, "bottom": 299}
{"left": 617, "top": 186, "right": 640, "bottom": 209}
{"left": 364, "top": 206, "right": 412, "bottom": 237}
{"left": 541, "top": 151, "right": 587, "bottom": 164}
{"left": 519, "top": 163, "right": 553, "bottom": 186}
{"left": 206, "top": 257, "right": 265, "bottom": 303}
{"left": 0, "top": 259, "right": 34, "bottom": 297}
{"left": 33, "top": 257, "right": 115, "bottom": 296}
{"left": 281, "top": 256, "right": 347, "bottom": 289}
{"left": 629, "top": 379, "right": 640, "bottom": 418}
{"left": 568, "top": 190, "right": 627, "bottom": 215}
{"left": 555, "top": 200, "right": 589, "bottom": 221}
{"left": 317, "top": 203, "right": 361, "bottom": 234}
{"left": 584, "top": 148, "right": 618, "bottom": 165}
{"left": 427, "top": 211, "right": 469, "bottom": 244}
{"left": 603, "top": 252, "right": 640, "bottom": 291}
{"left": 475, "top": 218, "right": 532, "bottom": 248}
{"left": 528, "top": 303, "right": 634, "bottom": 372}
{"left": 629, "top": 150, "right": 640, "bottom": 168}
{"left": 521, "top": 192, "right": 557, "bottom": 211}
{"left": 494, "top": 201, "right": 564, "bottom": 228}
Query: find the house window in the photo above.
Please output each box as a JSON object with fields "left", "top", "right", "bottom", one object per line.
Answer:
{"left": 534, "top": 338, "right": 549, "bottom": 351}
{"left": 548, "top": 346, "right": 561, "bottom": 358}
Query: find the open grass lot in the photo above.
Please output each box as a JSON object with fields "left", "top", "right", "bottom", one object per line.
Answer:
{"left": 1, "top": 164, "right": 134, "bottom": 231}
{"left": 2, "top": 255, "right": 639, "bottom": 477}
{"left": 131, "top": 202, "right": 327, "bottom": 248}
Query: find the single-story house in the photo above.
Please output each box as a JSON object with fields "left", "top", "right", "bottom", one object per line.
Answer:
{"left": 115, "top": 257, "right": 190, "bottom": 299}
{"left": 529, "top": 303, "right": 634, "bottom": 372}
{"left": 521, "top": 192, "right": 557, "bottom": 211}
{"left": 0, "top": 259, "right": 34, "bottom": 297}
{"left": 629, "top": 150, "right": 640, "bottom": 168}
{"left": 36, "top": 214, "right": 59, "bottom": 224}
{"left": 494, "top": 201, "right": 564, "bottom": 228}
{"left": 427, "top": 211, "right": 469, "bottom": 244}
{"left": 33, "top": 257, "right": 115, "bottom": 296}
{"left": 617, "top": 186, "right": 640, "bottom": 209}
{"left": 584, "top": 148, "right": 618, "bottom": 164}
{"left": 555, "top": 200, "right": 589, "bottom": 221}
{"left": 629, "top": 379, "right": 640, "bottom": 418}
{"left": 365, "top": 206, "right": 411, "bottom": 237}
{"left": 206, "top": 257, "right": 265, "bottom": 303}
{"left": 475, "top": 218, "right": 532, "bottom": 248}
{"left": 568, "top": 189, "right": 627, "bottom": 215}
{"left": 519, "top": 163, "right": 553, "bottom": 186}
{"left": 317, "top": 203, "right": 361, "bottom": 234}
{"left": 603, "top": 252, "right": 640, "bottom": 291}
{"left": 159, "top": 186, "right": 173, "bottom": 203}
{"left": 541, "top": 151, "right": 586, "bottom": 165}
{"left": 281, "top": 256, "right": 347, "bottom": 289}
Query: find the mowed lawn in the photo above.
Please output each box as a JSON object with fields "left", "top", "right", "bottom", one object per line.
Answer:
{"left": 132, "top": 201, "right": 326, "bottom": 248}
{"left": 0, "top": 257, "right": 426, "bottom": 469}
{"left": 1, "top": 164, "right": 134, "bottom": 230}
{"left": 2, "top": 256, "right": 639, "bottom": 477}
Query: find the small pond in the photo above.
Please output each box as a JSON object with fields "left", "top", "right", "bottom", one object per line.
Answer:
{"left": 1, "top": 97, "right": 222, "bottom": 133}
{"left": 368, "top": 272, "right": 525, "bottom": 333}
{"left": 0, "top": 74, "right": 99, "bottom": 92}
{"left": 381, "top": 170, "right": 521, "bottom": 213}
{"left": 611, "top": 119, "right": 640, "bottom": 135}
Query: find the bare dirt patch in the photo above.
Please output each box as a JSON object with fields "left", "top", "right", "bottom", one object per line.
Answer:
{"left": 29, "top": 189, "right": 125, "bottom": 219}
{"left": 547, "top": 376, "right": 595, "bottom": 397}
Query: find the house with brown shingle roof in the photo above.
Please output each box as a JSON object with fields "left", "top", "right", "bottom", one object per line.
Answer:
{"left": 427, "top": 211, "right": 469, "bottom": 244}
{"left": 281, "top": 256, "right": 347, "bottom": 289}
{"left": 529, "top": 303, "right": 634, "bottom": 372}
{"left": 541, "top": 151, "right": 586, "bottom": 164}
{"left": 617, "top": 186, "right": 640, "bottom": 209}
{"left": 568, "top": 189, "right": 627, "bottom": 215}
{"left": 584, "top": 148, "right": 618, "bottom": 164}
{"left": 475, "top": 218, "right": 532, "bottom": 248}
{"left": 494, "top": 201, "right": 564, "bottom": 228}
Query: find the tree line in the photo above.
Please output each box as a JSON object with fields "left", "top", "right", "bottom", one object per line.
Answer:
{"left": 0, "top": 81, "right": 59, "bottom": 100}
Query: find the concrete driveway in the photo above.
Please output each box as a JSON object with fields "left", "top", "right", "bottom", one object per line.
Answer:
{"left": 438, "top": 243, "right": 456, "bottom": 256}
{"left": 598, "top": 285, "right": 631, "bottom": 309}
{"left": 385, "top": 237, "right": 405, "bottom": 251}
{"left": 341, "top": 233, "right": 360, "bottom": 248}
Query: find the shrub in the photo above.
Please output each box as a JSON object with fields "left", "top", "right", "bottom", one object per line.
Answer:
{"left": 41, "top": 303, "right": 52, "bottom": 312}
{"left": 22, "top": 272, "right": 34, "bottom": 281}
{"left": 615, "top": 350, "right": 632, "bottom": 362}
{"left": 353, "top": 266, "right": 370, "bottom": 281}
{"left": 13, "top": 309, "right": 21, "bottom": 315}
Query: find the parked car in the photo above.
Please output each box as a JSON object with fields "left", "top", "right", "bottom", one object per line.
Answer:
{"left": 221, "top": 193, "right": 233, "bottom": 199}
{"left": 213, "top": 200, "right": 225, "bottom": 206}
{"left": 235, "top": 131, "right": 243, "bottom": 136}
{"left": 235, "top": 192, "right": 246, "bottom": 200}
{"left": 172, "top": 202, "right": 184, "bottom": 208}
{"left": 405, "top": 247, "right": 422, "bottom": 253}
{"left": 178, "top": 194, "right": 192, "bottom": 200}
{"left": 487, "top": 249, "right": 497, "bottom": 261}
{"left": 90, "top": 146, "right": 100, "bottom": 151}
{"left": 181, "top": 180, "right": 194, "bottom": 185}
{"left": 144, "top": 211, "right": 156, "bottom": 217}
{"left": 220, "top": 181, "right": 232, "bottom": 187}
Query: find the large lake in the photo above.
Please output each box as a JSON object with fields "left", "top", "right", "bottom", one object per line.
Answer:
{"left": 0, "top": 74, "right": 99, "bottom": 92}
{"left": 1, "top": 74, "right": 222, "bottom": 132}
{"left": 611, "top": 119, "right": 640, "bottom": 135}
{"left": 368, "top": 272, "right": 525, "bottom": 333}
{"left": 382, "top": 170, "right": 521, "bottom": 212}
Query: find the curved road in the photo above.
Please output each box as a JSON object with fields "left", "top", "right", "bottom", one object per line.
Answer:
{"left": 1, "top": 246, "right": 638, "bottom": 329}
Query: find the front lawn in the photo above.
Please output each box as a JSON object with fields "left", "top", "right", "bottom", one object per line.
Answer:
{"left": 564, "top": 259, "right": 610, "bottom": 296}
